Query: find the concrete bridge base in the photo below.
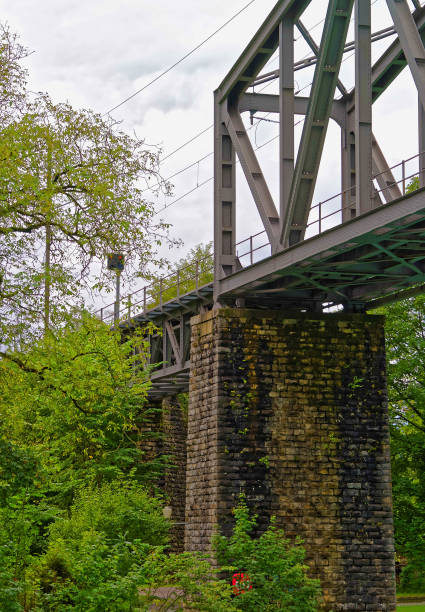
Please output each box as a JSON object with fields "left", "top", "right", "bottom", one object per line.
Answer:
{"left": 185, "top": 308, "right": 396, "bottom": 611}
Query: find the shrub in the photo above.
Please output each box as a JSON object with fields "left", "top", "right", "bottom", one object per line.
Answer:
{"left": 400, "top": 560, "right": 425, "bottom": 593}
{"left": 213, "top": 499, "right": 322, "bottom": 611}
{"left": 139, "top": 549, "right": 238, "bottom": 611}
{"left": 48, "top": 480, "right": 169, "bottom": 548}
{"left": 27, "top": 533, "right": 151, "bottom": 611}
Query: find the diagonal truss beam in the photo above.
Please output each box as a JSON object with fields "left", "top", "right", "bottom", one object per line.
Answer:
{"left": 280, "top": 0, "right": 354, "bottom": 247}
{"left": 371, "top": 135, "right": 402, "bottom": 202}
{"left": 356, "top": 4, "right": 425, "bottom": 105}
{"left": 386, "top": 0, "right": 425, "bottom": 111}
{"left": 225, "top": 104, "right": 280, "bottom": 249}
{"left": 280, "top": 15, "right": 295, "bottom": 225}
{"left": 217, "top": 0, "right": 312, "bottom": 102}
{"left": 164, "top": 320, "right": 183, "bottom": 367}
{"left": 296, "top": 19, "right": 348, "bottom": 96}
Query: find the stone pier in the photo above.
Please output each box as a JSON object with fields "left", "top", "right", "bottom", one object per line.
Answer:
{"left": 185, "top": 308, "right": 396, "bottom": 611}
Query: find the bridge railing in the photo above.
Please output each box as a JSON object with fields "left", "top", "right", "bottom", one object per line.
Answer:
{"left": 95, "top": 254, "right": 214, "bottom": 325}
{"left": 236, "top": 231, "right": 271, "bottom": 267}
{"left": 306, "top": 150, "right": 423, "bottom": 237}
{"left": 95, "top": 151, "right": 422, "bottom": 324}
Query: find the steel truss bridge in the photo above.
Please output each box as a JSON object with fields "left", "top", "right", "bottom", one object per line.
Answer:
{"left": 96, "top": 0, "right": 425, "bottom": 397}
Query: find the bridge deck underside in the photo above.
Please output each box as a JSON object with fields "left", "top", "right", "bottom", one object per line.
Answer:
{"left": 218, "top": 187, "right": 425, "bottom": 310}
{"left": 133, "top": 188, "right": 425, "bottom": 397}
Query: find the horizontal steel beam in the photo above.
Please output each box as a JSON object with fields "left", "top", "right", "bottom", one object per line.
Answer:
{"left": 217, "top": 188, "right": 425, "bottom": 297}
{"left": 239, "top": 93, "right": 346, "bottom": 126}
{"left": 150, "top": 361, "right": 190, "bottom": 381}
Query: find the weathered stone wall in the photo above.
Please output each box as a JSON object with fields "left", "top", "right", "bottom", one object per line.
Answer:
{"left": 162, "top": 396, "right": 187, "bottom": 552}
{"left": 185, "top": 308, "right": 396, "bottom": 612}
{"left": 184, "top": 314, "right": 219, "bottom": 552}
{"left": 141, "top": 397, "right": 187, "bottom": 552}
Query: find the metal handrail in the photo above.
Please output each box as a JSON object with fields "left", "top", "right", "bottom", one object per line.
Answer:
{"left": 96, "top": 150, "right": 423, "bottom": 324}
{"left": 95, "top": 253, "right": 214, "bottom": 324}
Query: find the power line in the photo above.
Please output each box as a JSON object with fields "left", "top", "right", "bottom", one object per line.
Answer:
{"left": 154, "top": 117, "right": 306, "bottom": 216}
{"left": 147, "top": 110, "right": 279, "bottom": 194}
{"left": 156, "top": 7, "right": 331, "bottom": 165}
{"left": 160, "top": 124, "right": 213, "bottom": 163}
{"left": 154, "top": 176, "right": 213, "bottom": 215}
{"left": 151, "top": 0, "right": 383, "bottom": 214}
{"left": 154, "top": 1, "right": 343, "bottom": 167}
{"left": 104, "top": 0, "right": 257, "bottom": 116}
{"left": 142, "top": 151, "right": 213, "bottom": 193}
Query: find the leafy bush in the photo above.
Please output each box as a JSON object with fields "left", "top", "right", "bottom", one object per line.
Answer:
{"left": 0, "top": 543, "right": 23, "bottom": 612}
{"left": 139, "top": 549, "right": 237, "bottom": 611}
{"left": 400, "top": 560, "right": 425, "bottom": 594}
{"left": 214, "top": 499, "right": 322, "bottom": 611}
{"left": 48, "top": 481, "right": 169, "bottom": 549}
{"left": 27, "top": 533, "right": 151, "bottom": 611}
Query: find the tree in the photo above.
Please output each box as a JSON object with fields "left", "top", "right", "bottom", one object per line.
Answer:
{"left": 0, "top": 314, "right": 163, "bottom": 504}
{"left": 0, "top": 25, "right": 172, "bottom": 342}
{"left": 0, "top": 312, "right": 169, "bottom": 607}
{"left": 381, "top": 296, "right": 425, "bottom": 591}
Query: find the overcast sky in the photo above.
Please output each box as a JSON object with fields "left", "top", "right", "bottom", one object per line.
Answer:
{"left": 0, "top": 0, "right": 422, "bottom": 297}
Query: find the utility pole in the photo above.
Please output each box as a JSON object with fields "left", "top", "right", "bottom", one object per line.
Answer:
{"left": 107, "top": 253, "right": 125, "bottom": 323}
{"left": 44, "top": 133, "right": 52, "bottom": 334}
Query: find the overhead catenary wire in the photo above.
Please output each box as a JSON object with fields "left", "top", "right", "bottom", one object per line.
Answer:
{"left": 152, "top": 2, "right": 332, "bottom": 167}
{"left": 150, "top": 0, "right": 384, "bottom": 215}
{"left": 103, "top": 0, "right": 258, "bottom": 117}
{"left": 153, "top": 37, "right": 364, "bottom": 216}
{"left": 153, "top": 116, "right": 306, "bottom": 216}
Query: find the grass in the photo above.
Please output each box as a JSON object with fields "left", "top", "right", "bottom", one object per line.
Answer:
{"left": 397, "top": 606, "right": 425, "bottom": 611}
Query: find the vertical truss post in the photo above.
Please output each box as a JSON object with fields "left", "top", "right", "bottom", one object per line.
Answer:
{"left": 355, "top": 0, "right": 372, "bottom": 215}
{"left": 341, "top": 108, "right": 357, "bottom": 221}
{"left": 226, "top": 104, "right": 280, "bottom": 250}
{"left": 214, "top": 92, "right": 237, "bottom": 294}
{"left": 419, "top": 95, "right": 425, "bottom": 188}
{"left": 162, "top": 320, "right": 167, "bottom": 369}
{"left": 386, "top": 0, "right": 425, "bottom": 111}
{"left": 280, "top": 0, "right": 354, "bottom": 247}
{"left": 279, "top": 15, "right": 295, "bottom": 224}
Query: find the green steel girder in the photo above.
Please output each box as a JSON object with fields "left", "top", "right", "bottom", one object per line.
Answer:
{"left": 374, "top": 6, "right": 425, "bottom": 101}
{"left": 280, "top": 0, "right": 354, "bottom": 248}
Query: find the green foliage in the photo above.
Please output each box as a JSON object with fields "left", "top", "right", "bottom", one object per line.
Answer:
{"left": 380, "top": 296, "right": 425, "bottom": 589}
{"left": 400, "top": 562, "right": 425, "bottom": 594}
{"left": 25, "top": 485, "right": 234, "bottom": 611}
{"left": 0, "top": 314, "right": 163, "bottom": 503}
{"left": 0, "top": 24, "right": 172, "bottom": 341}
{"left": 139, "top": 550, "right": 238, "bottom": 611}
{"left": 48, "top": 481, "right": 168, "bottom": 549}
{"left": 0, "top": 543, "right": 24, "bottom": 612}
{"left": 406, "top": 176, "right": 420, "bottom": 194}
{"left": 214, "top": 499, "right": 322, "bottom": 611}
{"left": 27, "top": 534, "right": 151, "bottom": 611}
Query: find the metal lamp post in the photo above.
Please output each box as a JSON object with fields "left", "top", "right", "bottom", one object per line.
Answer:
{"left": 107, "top": 253, "right": 125, "bottom": 323}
